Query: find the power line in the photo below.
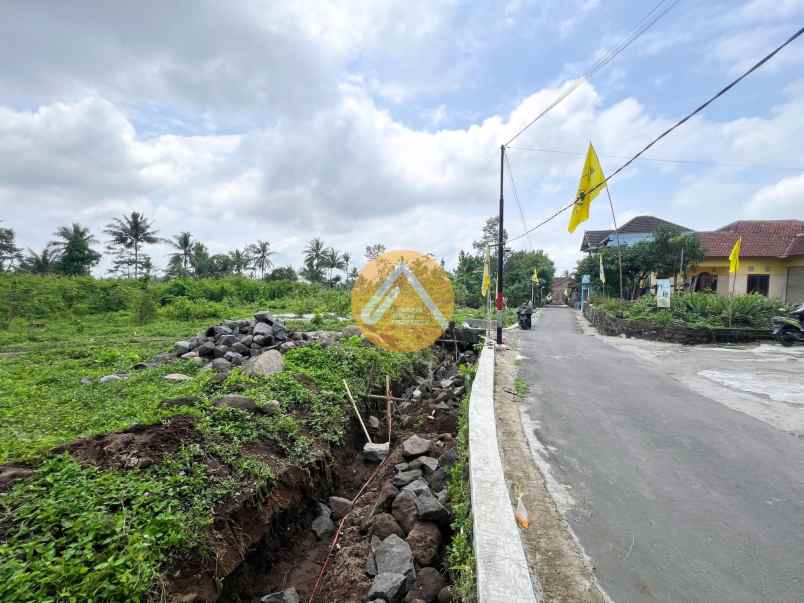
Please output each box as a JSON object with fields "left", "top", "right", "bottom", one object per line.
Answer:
{"left": 503, "top": 0, "right": 682, "bottom": 147}
{"left": 504, "top": 153, "right": 534, "bottom": 250}
{"left": 507, "top": 145, "right": 804, "bottom": 171}
{"left": 508, "top": 24, "right": 804, "bottom": 243}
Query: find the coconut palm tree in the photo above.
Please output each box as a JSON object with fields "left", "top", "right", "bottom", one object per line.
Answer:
{"left": 342, "top": 251, "right": 352, "bottom": 282}
{"left": 168, "top": 232, "right": 194, "bottom": 275}
{"left": 18, "top": 247, "right": 59, "bottom": 274}
{"left": 321, "top": 247, "right": 346, "bottom": 286}
{"left": 104, "top": 212, "right": 160, "bottom": 278}
{"left": 247, "top": 240, "right": 275, "bottom": 279}
{"left": 48, "top": 223, "right": 102, "bottom": 275}
{"left": 229, "top": 248, "right": 249, "bottom": 275}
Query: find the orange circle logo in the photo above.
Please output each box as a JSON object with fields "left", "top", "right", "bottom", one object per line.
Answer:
{"left": 352, "top": 250, "right": 454, "bottom": 352}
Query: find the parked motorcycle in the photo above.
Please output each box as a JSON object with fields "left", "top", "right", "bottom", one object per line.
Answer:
{"left": 517, "top": 302, "right": 534, "bottom": 330}
{"left": 772, "top": 303, "right": 804, "bottom": 346}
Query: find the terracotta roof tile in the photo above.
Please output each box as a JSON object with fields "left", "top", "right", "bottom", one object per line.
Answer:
{"left": 698, "top": 220, "right": 804, "bottom": 258}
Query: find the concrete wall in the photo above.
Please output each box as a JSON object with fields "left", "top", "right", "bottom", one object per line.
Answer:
{"left": 693, "top": 257, "right": 795, "bottom": 300}
{"left": 468, "top": 342, "right": 540, "bottom": 603}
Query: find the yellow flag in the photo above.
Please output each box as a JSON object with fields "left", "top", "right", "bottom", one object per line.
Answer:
{"left": 531, "top": 269, "right": 539, "bottom": 284}
{"left": 568, "top": 142, "right": 607, "bottom": 233}
{"left": 729, "top": 237, "right": 741, "bottom": 274}
{"left": 481, "top": 246, "right": 491, "bottom": 297}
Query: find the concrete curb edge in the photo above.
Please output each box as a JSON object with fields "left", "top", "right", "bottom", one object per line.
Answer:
{"left": 468, "top": 341, "right": 540, "bottom": 602}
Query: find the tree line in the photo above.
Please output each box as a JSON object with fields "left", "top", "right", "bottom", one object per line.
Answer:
{"left": 574, "top": 226, "right": 705, "bottom": 298}
{"left": 0, "top": 213, "right": 388, "bottom": 287}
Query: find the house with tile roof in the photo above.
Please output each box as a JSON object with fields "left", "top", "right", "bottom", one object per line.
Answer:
{"left": 580, "top": 215, "right": 692, "bottom": 252}
{"left": 691, "top": 220, "right": 804, "bottom": 304}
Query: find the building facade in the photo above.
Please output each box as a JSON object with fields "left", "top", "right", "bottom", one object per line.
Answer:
{"left": 692, "top": 220, "right": 804, "bottom": 304}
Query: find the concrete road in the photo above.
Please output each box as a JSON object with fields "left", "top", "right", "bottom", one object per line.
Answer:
{"left": 515, "top": 307, "right": 804, "bottom": 603}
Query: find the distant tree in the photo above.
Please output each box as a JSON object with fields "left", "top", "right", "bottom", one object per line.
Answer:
{"left": 472, "top": 216, "right": 508, "bottom": 255}
{"left": 190, "top": 242, "right": 211, "bottom": 277}
{"left": 107, "top": 245, "right": 133, "bottom": 277}
{"left": 139, "top": 254, "right": 154, "bottom": 278}
{"left": 208, "top": 254, "right": 233, "bottom": 277}
{"left": 342, "top": 251, "right": 352, "bottom": 282}
{"left": 0, "top": 222, "right": 21, "bottom": 271}
{"left": 321, "top": 247, "right": 345, "bottom": 286}
{"left": 504, "top": 250, "right": 555, "bottom": 306}
{"left": 229, "top": 248, "right": 250, "bottom": 275}
{"left": 168, "top": 232, "right": 195, "bottom": 275}
{"left": 303, "top": 238, "right": 327, "bottom": 283}
{"left": 104, "top": 212, "right": 160, "bottom": 279}
{"left": 267, "top": 266, "right": 297, "bottom": 281}
{"left": 364, "top": 243, "right": 386, "bottom": 261}
{"left": 247, "top": 240, "right": 275, "bottom": 279}
{"left": 49, "top": 223, "right": 102, "bottom": 276}
{"left": 452, "top": 250, "right": 485, "bottom": 308}
{"left": 18, "top": 247, "right": 59, "bottom": 274}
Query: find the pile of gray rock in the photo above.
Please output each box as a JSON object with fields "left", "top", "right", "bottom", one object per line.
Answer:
{"left": 170, "top": 311, "right": 347, "bottom": 375}
{"left": 364, "top": 434, "right": 457, "bottom": 603}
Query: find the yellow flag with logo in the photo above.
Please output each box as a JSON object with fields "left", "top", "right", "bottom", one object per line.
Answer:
{"left": 729, "top": 237, "right": 741, "bottom": 274}
{"left": 568, "top": 142, "right": 607, "bottom": 233}
{"left": 531, "top": 269, "right": 539, "bottom": 284}
{"left": 481, "top": 246, "right": 491, "bottom": 297}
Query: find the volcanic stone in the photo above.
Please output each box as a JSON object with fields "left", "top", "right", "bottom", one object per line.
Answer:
{"left": 402, "top": 435, "right": 432, "bottom": 459}
{"left": 406, "top": 522, "right": 442, "bottom": 567}
{"left": 243, "top": 350, "right": 284, "bottom": 377}
{"left": 391, "top": 490, "right": 419, "bottom": 534}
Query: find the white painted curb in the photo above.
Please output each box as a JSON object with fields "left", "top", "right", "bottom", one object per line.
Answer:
{"left": 468, "top": 342, "right": 540, "bottom": 602}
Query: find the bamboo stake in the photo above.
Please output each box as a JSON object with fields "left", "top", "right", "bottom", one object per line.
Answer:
{"left": 343, "top": 379, "right": 372, "bottom": 444}
{"left": 385, "top": 375, "right": 392, "bottom": 445}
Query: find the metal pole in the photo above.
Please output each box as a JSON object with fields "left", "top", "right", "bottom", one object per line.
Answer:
{"left": 605, "top": 186, "right": 624, "bottom": 300}
{"left": 496, "top": 145, "right": 505, "bottom": 344}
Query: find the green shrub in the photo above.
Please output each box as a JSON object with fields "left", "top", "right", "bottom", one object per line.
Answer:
{"left": 133, "top": 289, "right": 158, "bottom": 324}
{"left": 160, "top": 297, "right": 228, "bottom": 321}
{"left": 596, "top": 291, "right": 784, "bottom": 329}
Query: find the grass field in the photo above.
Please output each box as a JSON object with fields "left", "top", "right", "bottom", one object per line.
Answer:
{"left": 0, "top": 302, "right": 425, "bottom": 601}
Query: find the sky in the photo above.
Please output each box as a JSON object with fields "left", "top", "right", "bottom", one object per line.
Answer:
{"left": 1, "top": 0, "right": 803, "bottom": 275}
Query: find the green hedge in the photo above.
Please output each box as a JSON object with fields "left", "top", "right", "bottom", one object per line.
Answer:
{"left": 0, "top": 274, "right": 350, "bottom": 325}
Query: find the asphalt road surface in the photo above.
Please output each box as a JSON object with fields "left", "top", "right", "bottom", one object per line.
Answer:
{"left": 515, "top": 307, "right": 804, "bottom": 603}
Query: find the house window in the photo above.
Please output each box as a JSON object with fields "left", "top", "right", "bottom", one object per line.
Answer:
{"left": 746, "top": 274, "right": 769, "bottom": 296}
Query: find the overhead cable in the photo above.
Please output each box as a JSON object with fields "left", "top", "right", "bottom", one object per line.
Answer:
{"left": 508, "top": 25, "right": 804, "bottom": 243}
{"left": 503, "top": 0, "right": 682, "bottom": 147}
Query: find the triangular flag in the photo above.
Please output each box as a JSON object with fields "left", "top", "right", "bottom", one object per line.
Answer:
{"left": 568, "top": 142, "right": 607, "bottom": 233}
{"left": 481, "top": 246, "right": 491, "bottom": 297}
{"left": 729, "top": 237, "right": 741, "bottom": 274}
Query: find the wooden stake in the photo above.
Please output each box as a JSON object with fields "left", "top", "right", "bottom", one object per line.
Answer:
{"left": 343, "top": 380, "right": 372, "bottom": 444}
{"left": 385, "top": 375, "right": 392, "bottom": 445}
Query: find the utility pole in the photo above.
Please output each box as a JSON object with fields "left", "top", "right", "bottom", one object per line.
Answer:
{"left": 496, "top": 145, "right": 505, "bottom": 344}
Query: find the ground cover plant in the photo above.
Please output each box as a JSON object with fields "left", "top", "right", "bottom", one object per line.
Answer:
{"left": 591, "top": 291, "right": 786, "bottom": 329}
{"left": 0, "top": 323, "right": 426, "bottom": 601}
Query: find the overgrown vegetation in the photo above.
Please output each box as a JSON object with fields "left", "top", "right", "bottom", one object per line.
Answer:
{"left": 592, "top": 291, "right": 785, "bottom": 329}
{"left": 447, "top": 378, "right": 477, "bottom": 602}
{"left": 0, "top": 329, "right": 424, "bottom": 601}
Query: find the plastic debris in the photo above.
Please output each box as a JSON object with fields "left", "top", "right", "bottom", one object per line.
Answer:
{"left": 515, "top": 494, "right": 529, "bottom": 529}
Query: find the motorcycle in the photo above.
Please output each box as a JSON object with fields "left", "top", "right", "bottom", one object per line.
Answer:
{"left": 517, "top": 303, "right": 533, "bottom": 330}
{"left": 772, "top": 303, "right": 804, "bottom": 347}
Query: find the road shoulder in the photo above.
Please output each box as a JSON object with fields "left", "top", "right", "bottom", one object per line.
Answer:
{"left": 495, "top": 336, "right": 609, "bottom": 603}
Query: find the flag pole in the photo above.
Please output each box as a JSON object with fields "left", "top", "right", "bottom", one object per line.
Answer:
{"left": 605, "top": 186, "right": 624, "bottom": 300}
{"left": 496, "top": 145, "right": 505, "bottom": 344}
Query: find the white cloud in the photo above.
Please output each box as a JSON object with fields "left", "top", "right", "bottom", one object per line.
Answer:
{"left": 2, "top": 1, "right": 804, "bottom": 278}
{"left": 746, "top": 172, "right": 804, "bottom": 215}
